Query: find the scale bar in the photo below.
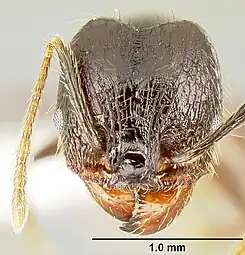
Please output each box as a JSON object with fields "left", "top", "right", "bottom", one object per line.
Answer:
{"left": 92, "top": 237, "right": 243, "bottom": 241}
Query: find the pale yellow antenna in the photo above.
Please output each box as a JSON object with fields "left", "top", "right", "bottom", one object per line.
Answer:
{"left": 11, "top": 36, "right": 64, "bottom": 234}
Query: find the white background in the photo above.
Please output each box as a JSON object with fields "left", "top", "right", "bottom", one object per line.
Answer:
{"left": 1, "top": 0, "right": 245, "bottom": 254}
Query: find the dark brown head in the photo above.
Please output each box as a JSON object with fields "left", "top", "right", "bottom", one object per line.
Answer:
{"left": 54, "top": 17, "right": 222, "bottom": 234}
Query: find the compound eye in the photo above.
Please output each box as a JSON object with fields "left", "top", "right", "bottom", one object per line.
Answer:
{"left": 53, "top": 108, "right": 64, "bottom": 133}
